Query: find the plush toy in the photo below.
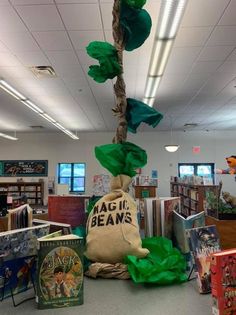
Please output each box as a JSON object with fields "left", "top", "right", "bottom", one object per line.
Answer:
{"left": 222, "top": 191, "right": 236, "bottom": 208}
{"left": 216, "top": 156, "right": 236, "bottom": 175}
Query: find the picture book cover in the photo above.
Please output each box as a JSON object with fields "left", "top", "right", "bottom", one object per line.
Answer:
{"left": 32, "top": 218, "right": 72, "bottom": 235}
{"left": 187, "top": 225, "right": 221, "bottom": 294}
{"left": 36, "top": 234, "right": 84, "bottom": 309}
{"left": 161, "top": 197, "right": 180, "bottom": 239}
{"left": 173, "top": 210, "right": 205, "bottom": 254}
{"left": 211, "top": 249, "right": 236, "bottom": 315}
{"left": 0, "top": 224, "right": 50, "bottom": 299}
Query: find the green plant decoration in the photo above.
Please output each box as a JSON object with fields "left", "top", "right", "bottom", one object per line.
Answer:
{"left": 86, "top": 41, "right": 122, "bottom": 83}
{"left": 126, "top": 98, "right": 163, "bottom": 133}
{"left": 120, "top": 3, "right": 152, "bottom": 51}
{"left": 122, "top": 0, "right": 147, "bottom": 9}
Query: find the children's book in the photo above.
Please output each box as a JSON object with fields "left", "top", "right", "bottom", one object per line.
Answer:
{"left": 143, "top": 198, "right": 159, "bottom": 237}
{"left": 0, "top": 224, "right": 50, "bottom": 299}
{"left": 187, "top": 225, "right": 221, "bottom": 294}
{"left": 7, "top": 203, "right": 33, "bottom": 230}
{"left": 211, "top": 249, "right": 236, "bottom": 315}
{"left": 32, "top": 218, "right": 72, "bottom": 235}
{"left": 160, "top": 197, "right": 180, "bottom": 239}
{"left": 36, "top": 233, "right": 84, "bottom": 309}
{"left": 173, "top": 210, "right": 205, "bottom": 254}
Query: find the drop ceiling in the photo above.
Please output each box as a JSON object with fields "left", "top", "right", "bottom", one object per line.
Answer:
{"left": 0, "top": 0, "right": 235, "bottom": 136}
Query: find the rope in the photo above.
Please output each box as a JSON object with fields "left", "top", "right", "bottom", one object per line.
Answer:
{"left": 112, "top": 0, "right": 128, "bottom": 144}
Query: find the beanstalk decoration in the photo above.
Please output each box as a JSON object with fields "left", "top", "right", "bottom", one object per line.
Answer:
{"left": 86, "top": 0, "right": 163, "bottom": 177}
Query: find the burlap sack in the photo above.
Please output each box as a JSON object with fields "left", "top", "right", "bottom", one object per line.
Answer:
{"left": 85, "top": 175, "right": 149, "bottom": 263}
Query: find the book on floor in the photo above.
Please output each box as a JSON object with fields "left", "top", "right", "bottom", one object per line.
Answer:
{"left": 36, "top": 233, "right": 84, "bottom": 309}
{"left": 173, "top": 210, "right": 205, "bottom": 254}
{"left": 0, "top": 224, "right": 50, "bottom": 300}
{"left": 32, "top": 218, "right": 72, "bottom": 235}
{"left": 211, "top": 249, "right": 236, "bottom": 315}
{"left": 187, "top": 225, "right": 221, "bottom": 294}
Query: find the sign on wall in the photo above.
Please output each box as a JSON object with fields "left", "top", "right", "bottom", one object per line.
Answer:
{"left": 0, "top": 160, "right": 48, "bottom": 177}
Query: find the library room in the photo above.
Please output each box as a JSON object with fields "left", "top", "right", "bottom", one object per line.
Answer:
{"left": 0, "top": 0, "right": 236, "bottom": 314}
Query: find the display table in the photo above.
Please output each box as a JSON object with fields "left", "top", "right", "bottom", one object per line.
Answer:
{"left": 206, "top": 215, "right": 236, "bottom": 249}
{"left": 48, "top": 195, "right": 90, "bottom": 228}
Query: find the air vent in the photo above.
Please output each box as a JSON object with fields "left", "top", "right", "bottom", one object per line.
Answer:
{"left": 29, "top": 66, "right": 56, "bottom": 78}
{"left": 184, "top": 123, "right": 198, "bottom": 127}
{"left": 30, "top": 125, "right": 44, "bottom": 129}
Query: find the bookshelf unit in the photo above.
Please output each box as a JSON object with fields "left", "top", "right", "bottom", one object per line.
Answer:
{"left": 0, "top": 182, "right": 44, "bottom": 206}
{"left": 170, "top": 182, "right": 219, "bottom": 216}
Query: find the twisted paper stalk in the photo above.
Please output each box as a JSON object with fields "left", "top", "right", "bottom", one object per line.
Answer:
{"left": 112, "top": 0, "right": 128, "bottom": 144}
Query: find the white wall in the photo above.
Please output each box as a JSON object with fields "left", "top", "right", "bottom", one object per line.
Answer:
{"left": 0, "top": 130, "right": 235, "bottom": 202}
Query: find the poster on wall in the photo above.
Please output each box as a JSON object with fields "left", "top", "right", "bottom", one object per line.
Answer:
{"left": 0, "top": 160, "right": 48, "bottom": 177}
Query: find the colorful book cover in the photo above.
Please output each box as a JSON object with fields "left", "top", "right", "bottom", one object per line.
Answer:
{"left": 211, "top": 249, "right": 236, "bottom": 315}
{"left": 187, "top": 225, "right": 221, "bottom": 294}
{"left": 36, "top": 234, "right": 84, "bottom": 309}
{"left": 173, "top": 210, "right": 205, "bottom": 254}
{"left": 0, "top": 224, "right": 50, "bottom": 299}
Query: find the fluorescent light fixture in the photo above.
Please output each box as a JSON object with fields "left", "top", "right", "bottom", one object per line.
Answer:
{"left": 40, "top": 113, "right": 56, "bottom": 123}
{"left": 149, "top": 40, "right": 173, "bottom": 76}
{"left": 143, "top": 0, "right": 188, "bottom": 107}
{"left": 0, "top": 80, "right": 26, "bottom": 100}
{"left": 164, "top": 145, "right": 179, "bottom": 152}
{"left": 0, "top": 79, "right": 79, "bottom": 140}
{"left": 144, "top": 76, "right": 162, "bottom": 98}
{"left": 0, "top": 132, "right": 18, "bottom": 141}
{"left": 158, "top": 0, "right": 187, "bottom": 39}
{"left": 21, "top": 100, "right": 44, "bottom": 114}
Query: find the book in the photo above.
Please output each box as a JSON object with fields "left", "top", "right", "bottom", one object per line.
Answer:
{"left": 211, "top": 249, "right": 236, "bottom": 315}
{"left": 7, "top": 204, "right": 33, "bottom": 230}
{"left": 143, "top": 198, "right": 159, "bottom": 237}
{"left": 160, "top": 197, "right": 180, "bottom": 239}
{"left": 173, "top": 210, "right": 205, "bottom": 254}
{"left": 32, "top": 218, "right": 72, "bottom": 235}
{"left": 36, "top": 233, "right": 84, "bottom": 309}
{"left": 0, "top": 224, "right": 50, "bottom": 299}
{"left": 187, "top": 225, "right": 221, "bottom": 294}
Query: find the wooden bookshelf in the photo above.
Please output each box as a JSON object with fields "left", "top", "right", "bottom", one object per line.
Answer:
{"left": 0, "top": 181, "right": 44, "bottom": 206}
{"left": 170, "top": 181, "right": 219, "bottom": 216}
{"left": 134, "top": 185, "right": 157, "bottom": 198}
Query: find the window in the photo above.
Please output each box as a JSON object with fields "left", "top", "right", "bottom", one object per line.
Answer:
{"left": 178, "top": 163, "right": 215, "bottom": 178}
{"left": 58, "top": 163, "right": 85, "bottom": 192}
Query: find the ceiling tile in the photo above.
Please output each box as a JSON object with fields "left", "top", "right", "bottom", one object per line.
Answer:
{"left": 207, "top": 26, "right": 236, "bottom": 46}
{"left": 227, "top": 48, "right": 236, "bottom": 60}
{"left": 55, "top": 0, "right": 98, "bottom": 3}
{"left": 0, "top": 5, "right": 28, "bottom": 31}
{"left": 0, "top": 52, "right": 24, "bottom": 66}
{"left": 175, "top": 27, "right": 213, "bottom": 47}
{"left": 15, "top": 5, "right": 64, "bottom": 31}
{"left": 198, "top": 45, "right": 234, "bottom": 61}
{"left": 0, "top": 31, "right": 40, "bottom": 51}
{"left": 218, "top": 0, "right": 236, "bottom": 26}
{"left": 217, "top": 61, "right": 236, "bottom": 74}
{"left": 100, "top": 2, "right": 112, "bottom": 30}
{"left": 52, "top": 62, "right": 84, "bottom": 78}
{"left": 46, "top": 50, "right": 79, "bottom": 65}
{"left": 16, "top": 50, "right": 50, "bottom": 66}
{"left": 181, "top": 0, "right": 229, "bottom": 27}
{"left": 11, "top": 0, "right": 53, "bottom": 4}
{"left": 58, "top": 4, "right": 102, "bottom": 30}
{"left": 0, "top": 40, "right": 9, "bottom": 52}
{"left": 69, "top": 30, "right": 104, "bottom": 50}
{"left": 191, "top": 61, "right": 222, "bottom": 73}
{"left": 33, "top": 31, "right": 72, "bottom": 50}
